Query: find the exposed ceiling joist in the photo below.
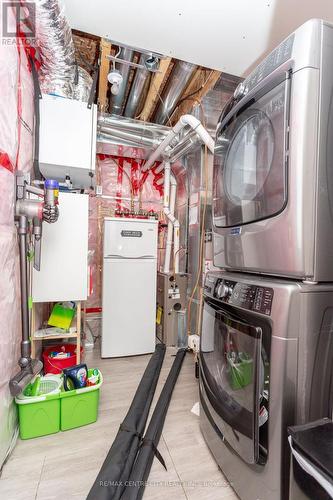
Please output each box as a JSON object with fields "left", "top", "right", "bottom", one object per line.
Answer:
{"left": 171, "top": 69, "right": 221, "bottom": 124}
{"left": 139, "top": 57, "right": 172, "bottom": 122}
{"left": 98, "top": 39, "right": 112, "bottom": 112}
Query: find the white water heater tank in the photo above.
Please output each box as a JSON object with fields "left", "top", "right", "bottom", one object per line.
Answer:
{"left": 39, "top": 94, "right": 97, "bottom": 188}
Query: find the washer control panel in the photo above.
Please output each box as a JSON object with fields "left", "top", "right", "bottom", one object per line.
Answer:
{"left": 204, "top": 275, "right": 274, "bottom": 316}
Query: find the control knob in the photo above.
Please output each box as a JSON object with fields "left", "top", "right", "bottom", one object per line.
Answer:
{"left": 216, "top": 282, "right": 232, "bottom": 299}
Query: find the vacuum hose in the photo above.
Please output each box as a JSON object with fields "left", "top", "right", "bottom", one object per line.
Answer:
{"left": 9, "top": 177, "right": 59, "bottom": 397}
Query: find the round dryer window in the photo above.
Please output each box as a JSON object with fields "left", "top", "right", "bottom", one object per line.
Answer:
{"left": 224, "top": 112, "right": 274, "bottom": 205}
{"left": 213, "top": 78, "right": 287, "bottom": 228}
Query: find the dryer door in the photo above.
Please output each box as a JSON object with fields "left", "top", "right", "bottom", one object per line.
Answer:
{"left": 200, "top": 298, "right": 263, "bottom": 464}
{"left": 213, "top": 79, "right": 288, "bottom": 228}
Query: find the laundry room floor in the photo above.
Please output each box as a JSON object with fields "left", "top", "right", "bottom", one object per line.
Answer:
{"left": 0, "top": 345, "right": 238, "bottom": 500}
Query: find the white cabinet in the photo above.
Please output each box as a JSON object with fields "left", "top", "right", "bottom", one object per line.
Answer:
{"left": 32, "top": 192, "right": 89, "bottom": 302}
{"left": 39, "top": 94, "right": 97, "bottom": 189}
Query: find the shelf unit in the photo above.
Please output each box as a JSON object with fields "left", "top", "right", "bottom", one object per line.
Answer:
{"left": 31, "top": 301, "right": 81, "bottom": 365}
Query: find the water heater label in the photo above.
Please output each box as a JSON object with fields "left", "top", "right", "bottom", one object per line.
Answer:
{"left": 121, "top": 230, "right": 143, "bottom": 237}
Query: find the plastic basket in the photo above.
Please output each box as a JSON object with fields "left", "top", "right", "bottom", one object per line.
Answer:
{"left": 15, "top": 375, "right": 62, "bottom": 440}
{"left": 19, "top": 375, "right": 62, "bottom": 398}
{"left": 60, "top": 369, "right": 103, "bottom": 431}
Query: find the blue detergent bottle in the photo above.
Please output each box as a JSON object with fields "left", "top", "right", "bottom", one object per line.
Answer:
{"left": 63, "top": 364, "right": 88, "bottom": 391}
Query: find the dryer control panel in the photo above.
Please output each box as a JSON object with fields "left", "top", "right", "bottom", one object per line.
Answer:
{"left": 204, "top": 275, "right": 274, "bottom": 316}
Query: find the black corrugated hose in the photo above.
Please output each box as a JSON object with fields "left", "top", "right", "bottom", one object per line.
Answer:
{"left": 87, "top": 343, "right": 166, "bottom": 500}
{"left": 121, "top": 348, "right": 187, "bottom": 500}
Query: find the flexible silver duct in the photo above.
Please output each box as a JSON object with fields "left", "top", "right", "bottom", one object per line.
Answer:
{"left": 109, "top": 48, "right": 135, "bottom": 115}
{"left": 35, "top": 0, "right": 76, "bottom": 98}
{"left": 153, "top": 60, "right": 197, "bottom": 125}
{"left": 124, "top": 55, "right": 151, "bottom": 118}
{"left": 73, "top": 67, "right": 93, "bottom": 102}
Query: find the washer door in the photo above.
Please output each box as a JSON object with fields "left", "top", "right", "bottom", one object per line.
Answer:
{"left": 200, "top": 298, "right": 263, "bottom": 464}
{"left": 213, "top": 79, "right": 288, "bottom": 228}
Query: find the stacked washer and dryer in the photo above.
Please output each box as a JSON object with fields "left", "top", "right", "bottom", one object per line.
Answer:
{"left": 200, "top": 19, "right": 333, "bottom": 500}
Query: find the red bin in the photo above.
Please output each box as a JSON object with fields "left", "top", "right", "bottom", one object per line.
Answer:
{"left": 43, "top": 344, "right": 83, "bottom": 374}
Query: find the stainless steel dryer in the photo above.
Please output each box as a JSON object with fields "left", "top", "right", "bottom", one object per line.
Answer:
{"left": 200, "top": 271, "right": 333, "bottom": 500}
{"left": 213, "top": 19, "right": 333, "bottom": 282}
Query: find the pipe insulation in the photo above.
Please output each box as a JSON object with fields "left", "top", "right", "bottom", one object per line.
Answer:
{"left": 141, "top": 115, "right": 215, "bottom": 172}
{"left": 87, "top": 344, "right": 166, "bottom": 500}
{"left": 154, "top": 60, "right": 197, "bottom": 125}
{"left": 121, "top": 348, "right": 187, "bottom": 500}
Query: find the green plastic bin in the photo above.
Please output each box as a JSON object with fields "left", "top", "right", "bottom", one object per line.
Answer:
{"left": 227, "top": 352, "right": 253, "bottom": 390}
{"left": 60, "top": 369, "right": 103, "bottom": 431}
{"left": 15, "top": 376, "right": 62, "bottom": 439}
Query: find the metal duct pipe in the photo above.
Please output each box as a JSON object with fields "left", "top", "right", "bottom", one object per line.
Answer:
{"left": 97, "top": 133, "right": 140, "bottom": 149}
{"left": 98, "top": 126, "right": 158, "bottom": 148}
{"left": 153, "top": 61, "right": 197, "bottom": 125}
{"left": 110, "top": 48, "right": 135, "bottom": 115}
{"left": 35, "top": 0, "right": 76, "bottom": 98}
{"left": 124, "top": 55, "right": 151, "bottom": 118}
{"left": 98, "top": 114, "right": 170, "bottom": 134}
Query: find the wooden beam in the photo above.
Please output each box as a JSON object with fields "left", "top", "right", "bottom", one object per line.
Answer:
{"left": 98, "top": 39, "right": 112, "bottom": 113}
{"left": 139, "top": 57, "right": 172, "bottom": 122}
{"left": 171, "top": 69, "right": 221, "bottom": 124}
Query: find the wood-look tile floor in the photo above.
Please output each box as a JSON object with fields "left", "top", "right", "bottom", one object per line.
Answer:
{"left": 0, "top": 345, "right": 238, "bottom": 500}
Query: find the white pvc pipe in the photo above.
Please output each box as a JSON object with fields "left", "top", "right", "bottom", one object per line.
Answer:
{"left": 173, "top": 218, "right": 180, "bottom": 274}
{"left": 164, "top": 182, "right": 176, "bottom": 274}
{"left": 162, "top": 162, "right": 180, "bottom": 274}
{"left": 141, "top": 114, "right": 215, "bottom": 172}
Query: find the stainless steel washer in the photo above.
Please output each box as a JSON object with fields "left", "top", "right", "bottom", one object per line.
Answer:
{"left": 213, "top": 19, "right": 333, "bottom": 281}
{"left": 200, "top": 271, "right": 333, "bottom": 500}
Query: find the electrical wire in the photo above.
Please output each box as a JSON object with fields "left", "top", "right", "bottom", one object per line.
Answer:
{"left": 175, "top": 70, "right": 214, "bottom": 108}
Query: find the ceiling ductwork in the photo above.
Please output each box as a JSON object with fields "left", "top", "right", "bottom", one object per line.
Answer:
{"left": 35, "top": 0, "right": 76, "bottom": 98}
{"left": 35, "top": 0, "right": 93, "bottom": 101}
{"left": 109, "top": 47, "right": 135, "bottom": 115}
{"left": 124, "top": 54, "right": 154, "bottom": 119}
{"left": 153, "top": 61, "right": 197, "bottom": 125}
{"left": 97, "top": 114, "right": 169, "bottom": 148}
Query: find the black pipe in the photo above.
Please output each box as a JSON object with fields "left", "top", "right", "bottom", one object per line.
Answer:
{"left": 30, "top": 57, "right": 42, "bottom": 180}
{"left": 88, "top": 343, "right": 166, "bottom": 500}
{"left": 121, "top": 348, "right": 187, "bottom": 500}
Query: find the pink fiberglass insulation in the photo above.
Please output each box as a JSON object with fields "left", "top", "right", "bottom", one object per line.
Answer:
{"left": 87, "top": 155, "right": 164, "bottom": 309}
{"left": 0, "top": 9, "right": 34, "bottom": 465}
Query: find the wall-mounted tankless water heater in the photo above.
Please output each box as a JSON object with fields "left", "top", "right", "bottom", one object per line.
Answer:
{"left": 39, "top": 94, "right": 97, "bottom": 189}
